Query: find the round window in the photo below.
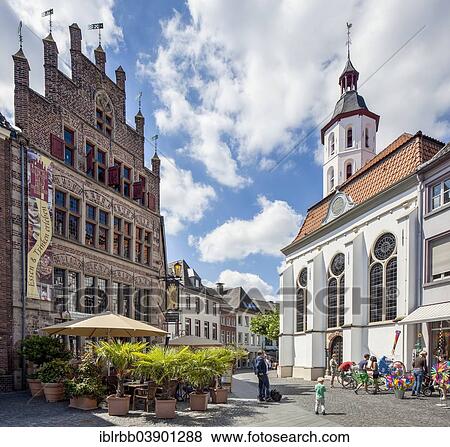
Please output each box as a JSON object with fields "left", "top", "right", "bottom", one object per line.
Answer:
{"left": 373, "top": 233, "right": 396, "bottom": 261}
{"left": 330, "top": 253, "right": 345, "bottom": 276}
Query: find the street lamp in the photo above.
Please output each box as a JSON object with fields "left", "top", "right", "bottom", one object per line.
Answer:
{"left": 172, "top": 261, "right": 182, "bottom": 279}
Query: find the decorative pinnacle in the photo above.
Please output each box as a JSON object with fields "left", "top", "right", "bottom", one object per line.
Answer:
{"left": 346, "top": 22, "right": 352, "bottom": 59}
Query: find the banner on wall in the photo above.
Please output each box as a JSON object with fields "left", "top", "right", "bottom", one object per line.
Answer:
{"left": 27, "top": 149, "right": 53, "bottom": 301}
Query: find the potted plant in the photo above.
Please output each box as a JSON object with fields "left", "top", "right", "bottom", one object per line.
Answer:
{"left": 65, "top": 351, "right": 106, "bottom": 410}
{"left": 95, "top": 340, "right": 147, "bottom": 416}
{"left": 386, "top": 366, "right": 414, "bottom": 399}
{"left": 135, "top": 346, "right": 189, "bottom": 419}
{"left": 209, "top": 347, "right": 247, "bottom": 404}
{"left": 38, "top": 359, "right": 71, "bottom": 402}
{"left": 20, "top": 335, "right": 71, "bottom": 397}
{"left": 184, "top": 349, "right": 221, "bottom": 411}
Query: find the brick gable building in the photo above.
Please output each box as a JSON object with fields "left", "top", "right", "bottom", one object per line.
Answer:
{"left": 1, "top": 24, "right": 167, "bottom": 389}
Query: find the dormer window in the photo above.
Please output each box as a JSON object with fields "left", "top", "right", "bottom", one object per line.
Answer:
{"left": 95, "top": 91, "right": 113, "bottom": 138}
{"left": 346, "top": 127, "right": 352, "bottom": 148}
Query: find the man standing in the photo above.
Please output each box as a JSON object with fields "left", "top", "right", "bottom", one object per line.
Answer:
{"left": 255, "top": 351, "right": 271, "bottom": 401}
{"left": 411, "top": 350, "right": 428, "bottom": 396}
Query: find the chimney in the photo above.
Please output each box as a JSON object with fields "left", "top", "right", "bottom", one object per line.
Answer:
{"left": 216, "top": 283, "right": 224, "bottom": 295}
{"left": 12, "top": 48, "right": 30, "bottom": 129}
{"left": 94, "top": 45, "right": 106, "bottom": 73}
{"left": 151, "top": 151, "right": 160, "bottom": 177}
{"left": 43, "top": 33, "right": 58, "bottom": 99}
{"left": 69, "top": 23, "right": 82, "bottom": 84}
{"left": 135, "top": 110, "right": 145, "bottom": 136}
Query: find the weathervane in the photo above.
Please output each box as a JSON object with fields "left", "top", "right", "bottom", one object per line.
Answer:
{"left": 42, "top": 9, "right": 54, "bottom": 34}
{"left": 346, "top": 22, "right": 352, "bottom": 59}
{"left": 18, "top": 20, "right": 23, "bottom": 50}
{"left": 88, "top": 22, "right": 103, "bottom": 46}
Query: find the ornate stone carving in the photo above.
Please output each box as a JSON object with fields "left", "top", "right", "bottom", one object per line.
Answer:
{"left": 113, "top": 201, "right": 134, "bottom": 220}
{"left": 135, "top": 275, "right": 152, "bottom": 288}
{"left": 84, "top": 260, "right": 111, "bottom": 277}
{"left": 53, "top": 174, "right": 84, "bottom": 196}
{"left": 111, "top": 269, "right": 133, "bottom": 284}
{"left": 53, "top": 253, "right": 83, "bottom": 270}
{"left": 84, "top": 189, "right": 112, "bottom": 210}
{"left": 322, "top": 191, "right": 355, "bottom": 225}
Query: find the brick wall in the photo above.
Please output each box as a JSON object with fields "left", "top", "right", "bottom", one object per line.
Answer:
{"left": 0, "top": 136, "right": 14, "bottom": 374}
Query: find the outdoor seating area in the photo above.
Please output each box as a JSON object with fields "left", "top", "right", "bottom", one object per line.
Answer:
{"left": 20, "top": 313, "right": 248, "bottom": 421}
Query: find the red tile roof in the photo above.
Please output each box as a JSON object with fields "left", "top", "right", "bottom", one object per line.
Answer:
{"left": 284, "top": 132, "right": 444, "bottom": 251}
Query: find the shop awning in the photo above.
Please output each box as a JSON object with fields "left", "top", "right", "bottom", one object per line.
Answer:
{"left": 399, "top": 302, "right": 450, "bottom": 325}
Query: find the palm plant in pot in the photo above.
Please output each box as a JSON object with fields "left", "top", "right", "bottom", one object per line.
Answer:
{"left": 135, "top": 346, "right": 189, "bottom": 419}
{"left": 209, "top": 347, "right": 247, "bottom": 404}
{"left": 65, "top": 350, "right": 106, "bottom": 410}
{"left": 95, "top": 340, "right": 147, "bottom": 416}
{"left": 38, "top": 359, "right": 72, "bottom": 402}
{"left": 20, "top": 335, "right": 71, "bottom": 397}
{"left": 184, "top": 349, "right": 221, "bottom": 411}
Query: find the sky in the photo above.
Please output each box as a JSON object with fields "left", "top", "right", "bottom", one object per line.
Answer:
{"left": 1, "top": 0, "right": 450, "bottom": 301}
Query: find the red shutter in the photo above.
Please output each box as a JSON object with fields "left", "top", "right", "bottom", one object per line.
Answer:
{"left": 148, "top": 193, "right": 156, "bottom": 211}
{"left": 108, "top": 166, "right": 120, "bottom": 186}
{"left": 133, "top": 181, "right": 143, "bottom": 199}
{"left": 86, "top": 148, "right": 94, "bottom": 171}
{"left": 50, "top": 134, "right": 65, "bottom": 160}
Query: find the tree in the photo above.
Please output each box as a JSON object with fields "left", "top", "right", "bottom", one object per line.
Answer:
{"left": 250, "top": 310, "right": 280, "bottom": 343}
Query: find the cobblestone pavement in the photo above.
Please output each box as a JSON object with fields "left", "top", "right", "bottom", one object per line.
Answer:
{"left": 0, "top": 371, "right": 449, "bottom": 427}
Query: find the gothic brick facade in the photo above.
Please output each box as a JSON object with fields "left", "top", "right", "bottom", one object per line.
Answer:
{"left": 2, "top": 24, "right": 168, "bottom": 388}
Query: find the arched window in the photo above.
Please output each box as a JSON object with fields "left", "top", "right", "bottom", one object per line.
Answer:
{"left": 369, "top": 233, "right": 397, "bottom": 322}
{"left": 345, "top": 161, "right": 353, "bottom": 180}
{"left": 365, "top": 128, "right": 370, "bottom": 148}
{"left": 296, "top": 268, "right": 308, "bottom": 332}
{"left": 328, "top": 167, "right": 335, "bottom": 192}
{"left": 346, "top": 127, "right": 353, "bottom": 148}
{"left": 327, "top": 253, "right": 345, "bottom": 328}
{"left": 95, "top": 91, "right": 114, "bottom": 138}
{"left": 328, "top": 132, "right": 335, "bottom": 156}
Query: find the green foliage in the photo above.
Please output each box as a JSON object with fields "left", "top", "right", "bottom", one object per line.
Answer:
{"left": 37, "top": 359, "right": 71, "bottom": 384}
{"left": 20, "top": 335, "right": 72, "bottom": 367}
{"left": 249, "top": 310, "right": 280, "bottom": 341}
{"left": 135, "top": 346, "right": 190, "bottom": 399}
{"left": 64, "top": 351, "right": 105, "bottom": 400}
{"left": 95, "top": 340, "right": 147, "bottom": 397}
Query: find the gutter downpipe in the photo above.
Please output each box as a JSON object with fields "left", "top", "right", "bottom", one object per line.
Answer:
{"left": 20, "top": 140, "right": 27, "bottom": 389}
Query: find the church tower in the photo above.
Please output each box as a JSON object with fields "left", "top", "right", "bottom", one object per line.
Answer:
{"left": 321, "top": 24, "right": 380, "bottom": 197}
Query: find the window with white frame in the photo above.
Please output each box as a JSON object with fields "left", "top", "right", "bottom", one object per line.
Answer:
{"left": 327, "top": 253, "right": 345, "bottom": 328}
{"left": 296, "top": 268, "right": 307, "bottom": 332}
{"left": 429, "top": 234, "right": 450, "bottom": 282}
{"left": 328, "top": 132, "right": 335, "bottom": 156}
{"left": 346, "top": 127, "right": 353, "bottom": 148}
{"left": 429, "top": 177, "right": 450, "bottom": 211}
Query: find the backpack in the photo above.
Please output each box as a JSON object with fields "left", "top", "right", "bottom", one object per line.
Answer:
{"left": 270, "top": 389, "right": 282, "bottom": 402}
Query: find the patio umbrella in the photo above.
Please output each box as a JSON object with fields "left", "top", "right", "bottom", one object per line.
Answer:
{"left": 168, "top": 335, "right": 223, "bottom": 347}
{"left": 42, "top": 312, "right": 168, "bottom": 338}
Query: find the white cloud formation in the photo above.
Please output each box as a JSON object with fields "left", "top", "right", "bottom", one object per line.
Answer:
{"left": 189, "top": 195, "right": 302, "bottom": 262}
{"left": 160, "top": 156, "right": 216, "bottom": 235}
{"left": 0, "top": 0, "right": 122, "bottom": 119}
{"left": 138, "top": 0, "right": 450, "bottom": 186}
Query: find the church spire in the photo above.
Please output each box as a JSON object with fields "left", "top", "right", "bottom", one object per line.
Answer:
{"left": 339, "top": 23, "right": 359, "bottom": 94}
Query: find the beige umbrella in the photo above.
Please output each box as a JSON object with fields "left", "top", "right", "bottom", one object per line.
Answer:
{"left": 42, "top": 312, "right": 168, "bottom": 338}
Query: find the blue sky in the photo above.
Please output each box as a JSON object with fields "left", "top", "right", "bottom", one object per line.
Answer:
{"left": 1, "top": 0, "right": 450, "bottom": 299}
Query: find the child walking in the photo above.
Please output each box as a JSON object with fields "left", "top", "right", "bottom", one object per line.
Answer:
{"left": 315, "top": 377, "right": 326, "bottom": 415}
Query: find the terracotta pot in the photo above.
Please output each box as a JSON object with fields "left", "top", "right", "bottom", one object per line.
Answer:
{"left": 69, "top": 396, "right": 98, "bottom": 410}
{"left": 43, "top": 383, "right": 65, "bottom": 402}
{"left": 155, "top": 398, "right": 177, "bottom": 419}
{"left": 394, "top": 389, "right": 405, "bottom": 399}
{"left": 190, "top": 392, "right": 209, "bottom": 411}
{"left": 211, "top": 388, "right": 228, "bottom": 404}
{"left": 27, "top": 378, "right": 43, "bottom": 397}
{"left": 106, "top": 395, "right": 130, "bottom": 416}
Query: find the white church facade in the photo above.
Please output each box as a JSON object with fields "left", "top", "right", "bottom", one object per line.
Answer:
{"left": 278, "top": 50, "right": 445, "bottom": 380}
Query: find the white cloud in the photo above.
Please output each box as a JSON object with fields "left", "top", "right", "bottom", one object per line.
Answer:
{"left": 189, "top": 195, "right": 302, "bottom": 262}
{"left": 138, "top": 0, "right": 450, "bottom": 185}
{"left": 218, "top": 269, "right": 275, "bottom": 298}
{"left": 160, "top": 156, "right": 216, "bottom": 235}
{"left": 0, "top": 0, "right": 122, "bottom": 119}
